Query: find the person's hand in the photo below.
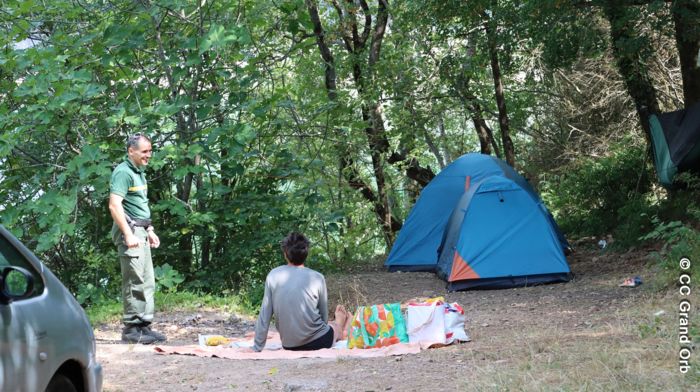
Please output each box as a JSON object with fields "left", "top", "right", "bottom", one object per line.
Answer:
{"left": 147, "top": 230, "right": 160, "bottom": 248}
{"left": 124, "top": 232, "right": 140, "bottom": 248}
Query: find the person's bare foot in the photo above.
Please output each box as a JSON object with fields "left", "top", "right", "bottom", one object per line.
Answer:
{"left": 341, "top": 307, "right": 353, "bottom": 340}
{"left": 334, "top": 305, "right": 353, "bottom": 340}
{"left": 334, "top": 305, "right": 347, "bottom": 326}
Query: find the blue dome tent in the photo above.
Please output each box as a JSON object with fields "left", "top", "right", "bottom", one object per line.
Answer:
{"left": 385, "top": 153, "right": 571, "bottom": 290}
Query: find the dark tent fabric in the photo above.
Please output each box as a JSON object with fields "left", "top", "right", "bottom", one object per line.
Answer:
{"left": 385, "top": 153, "right": 571, "bottom": 290}
{"left": 649, "top": 102, "right": 700, "bottom": 187}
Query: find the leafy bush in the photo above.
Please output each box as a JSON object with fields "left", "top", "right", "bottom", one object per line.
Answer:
{"left": 540, "top": 142, "right": 652, "bottom": 241}
{"left": 76, "top": 283, "right": 110, "bottom": 307}
{"left": 611, "top": 197, "right": 657, "bottom": 248}
{"left": 155, "top": 263, "right": 185, "bottom": 293}
{"left": 638, "top": 173, "right": 700, "bottom": 285}
{"left": 238, "top": 281, "right": 267, "bottom": 313}
{"left": 639, "top": 207, "right": 700, "bottom": 286}
{"left": 73, "top": 246, "right": 121, "bottom": 307}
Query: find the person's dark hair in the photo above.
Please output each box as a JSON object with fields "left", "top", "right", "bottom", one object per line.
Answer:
{"left": 127, "top": 133, "right": 151, "bottom": 151}
{"left": 281, "top": 232, "right": 310, "bottom": 265}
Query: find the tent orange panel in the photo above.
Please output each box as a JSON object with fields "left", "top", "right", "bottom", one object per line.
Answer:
{"left": 449, "top": 251, "right": 479, "bottom": 282}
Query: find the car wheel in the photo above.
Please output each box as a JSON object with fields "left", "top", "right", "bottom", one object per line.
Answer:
{"left": 45, "top": 373, "right": 78, "bottom": 392}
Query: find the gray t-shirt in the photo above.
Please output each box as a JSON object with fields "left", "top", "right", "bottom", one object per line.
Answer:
{"left": 253, "top": 265, "right": 331, "bottom": 351}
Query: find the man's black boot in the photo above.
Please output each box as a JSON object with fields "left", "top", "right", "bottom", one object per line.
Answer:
{"left": 122, "top": 325, "right": 157, "bottom": 344}
{"left": 140, "top": 323, "right": 167, "bottom": 343}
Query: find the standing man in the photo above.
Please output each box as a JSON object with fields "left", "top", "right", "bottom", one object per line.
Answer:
{"left": 109, "top": 133, "right": 167, "bottom": 344}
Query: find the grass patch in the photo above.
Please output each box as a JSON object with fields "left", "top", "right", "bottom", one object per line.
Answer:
{"left": 448, "top": 291, "right": 699, "bottom": 391}
{"left": 156, "top": 290, "right": 248, "bottom": 314}
{"left": 465, "top": 328, "right": 696, "bottom": 391}
{"left": 85, "top": 290, "right": 254, "bottom": 326}
{"left": 85, "top": 301, "right": 122, "bottom": 326}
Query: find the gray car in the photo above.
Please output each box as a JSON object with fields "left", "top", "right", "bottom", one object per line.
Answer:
{"left": 0, "top": 225, "right": 103, "bottom": 392}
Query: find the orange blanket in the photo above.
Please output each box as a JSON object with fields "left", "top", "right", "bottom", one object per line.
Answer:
{"left": 154, "top": 332, "right": 423, "bottom": 360}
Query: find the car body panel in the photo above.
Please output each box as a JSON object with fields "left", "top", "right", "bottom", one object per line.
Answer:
{"left": 0, "top": 225, "right": 103, "bottom": 392}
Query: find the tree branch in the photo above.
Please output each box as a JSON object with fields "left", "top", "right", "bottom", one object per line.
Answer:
{"left": 368, "top": 0, "right": 388, "bottom": 68}
{"left": 358, "top": 0, "right": 372, "bottom": 47}
{"left": 331, "top": 0, "right": 354, "bottom": 52}
{"left": 387, "top": 151, "right": 435, "bottom": 187}
{"left": 305, "top": 0, "right": 338, "bottom": 100}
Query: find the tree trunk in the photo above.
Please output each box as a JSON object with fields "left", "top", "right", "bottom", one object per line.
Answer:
{"left": 466, "top": 97, "right": 500, "bottom": 157}
{"left": 425, "top": 119, "right": 446, "bottom": 169}
{"left": 454, "top": 38, "right": 496, "bottom": 157}
{"left": 147, "top": 7, "right": 196, "bottom": 271}
{"left": 201, "top": 237, "right": 210, "bottom": 269}
{"left": 363, "top": 105, "right": 395, "bottom": 245}
{"left": 405, "top": 100, "right": 445, "bottom": 169}
{"left": 437, "top": 117, "right": 452, "bottom": 164}
{"left": 306, "top": 0, "right": 337, "bottom": 100}
{"left": 603, "top": 2, "right": 659, "bottom": 141}
{"left": 672, "top": 0, "right": 700, "bottom": 106}
{"left": 484, "top": 12, "right": 516, "bottom": 167}
{"left": 341, "top": 154, "right": 403, "bottom": 233}
{"left": 176, "top": 153, "right": 198, "bottom": 271}
{"left": 306, "top": 0, "right": 399, "bottom": 247}
{"left": 454, "top": 75, "right": 495, "bottom": 155}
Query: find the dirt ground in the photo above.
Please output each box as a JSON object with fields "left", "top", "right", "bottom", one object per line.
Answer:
{"left": 95, "top": 245, "right": 697, "bottom": 391}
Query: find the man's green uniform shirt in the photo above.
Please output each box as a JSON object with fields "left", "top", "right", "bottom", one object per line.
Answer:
{"left": 110, "top": 158, "right": 150, "bottom": 220}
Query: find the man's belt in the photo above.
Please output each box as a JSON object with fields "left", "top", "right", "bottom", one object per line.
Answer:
{"left": 125, "top": 215, "right": 152, "bottom": 228}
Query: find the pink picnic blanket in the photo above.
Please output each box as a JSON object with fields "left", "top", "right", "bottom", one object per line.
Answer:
{"left": 154, "top": 332, "right": 424, "bottom": 360}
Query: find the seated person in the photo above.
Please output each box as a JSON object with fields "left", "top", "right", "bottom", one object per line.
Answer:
{"left": 253, "top": 232, "right": 351, "bottom": 351}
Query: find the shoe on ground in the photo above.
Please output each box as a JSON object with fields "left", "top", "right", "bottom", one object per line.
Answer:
{"left": 122, "top": 325, "right": 157, "bottom": 344}
{"left": 140, "top": 324, "right": 167, "bottom": 342}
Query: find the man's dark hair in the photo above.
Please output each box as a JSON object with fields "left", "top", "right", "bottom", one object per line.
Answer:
{"left": 281, "top": 232, "right": 310, "bottom": 265}
{"left": 127, "top": 133, "right": 151, "bottom": 151}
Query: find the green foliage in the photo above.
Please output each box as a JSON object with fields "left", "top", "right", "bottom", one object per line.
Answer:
{"left": 1, "top": 0, "right": 305, "bottom": 302}
{"left": 84, "top": 301, "right": 123, "bottom": 326}
{"left": 521, "top": 0, "right": 608, "bottom": 68}
{"left": 639, "top": 207, "right": 700, "bottom": 285}
{"left": 540, "top": 142, "right": 653, "bottom": 241}
{"left": 76, "top": 283, "right": 109, "bottom": 307}
{"left": 637, "top": 314, "right": 669, "bottom": 339}
{"left": 154, "top": 263, "right": 185, "bottom": 293}
{"left": 85, "top": 290, "right": 252, "bottom": 326}
{"left": 610, "top": 197, "right": 657, "bottom": 248}
{"left": 154, "top": 291, "right": 247, "bottom": 314}
{"left": 238, "top": 281, "right": 267, "bottom": 313}
{"left": 639, "top": 218, "right": 686, "bottom": 244}
{"left": 1, "top": 0, "right": 694, "bottom": 311}
{"left": 3, "top": 269, "right": 30, "bottom": 296}
{"left": 53, "top": 237, "right": 121, "bottom": 307}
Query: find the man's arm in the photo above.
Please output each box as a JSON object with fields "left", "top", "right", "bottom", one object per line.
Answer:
{"left": 319, "top": 276, "right": 329, "bottom": 324}
{"left": 108, "top": 194, "right": 139, "bottom": 248}
{"left": 253, "top": 280, "right": 273, "bottom": 352}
